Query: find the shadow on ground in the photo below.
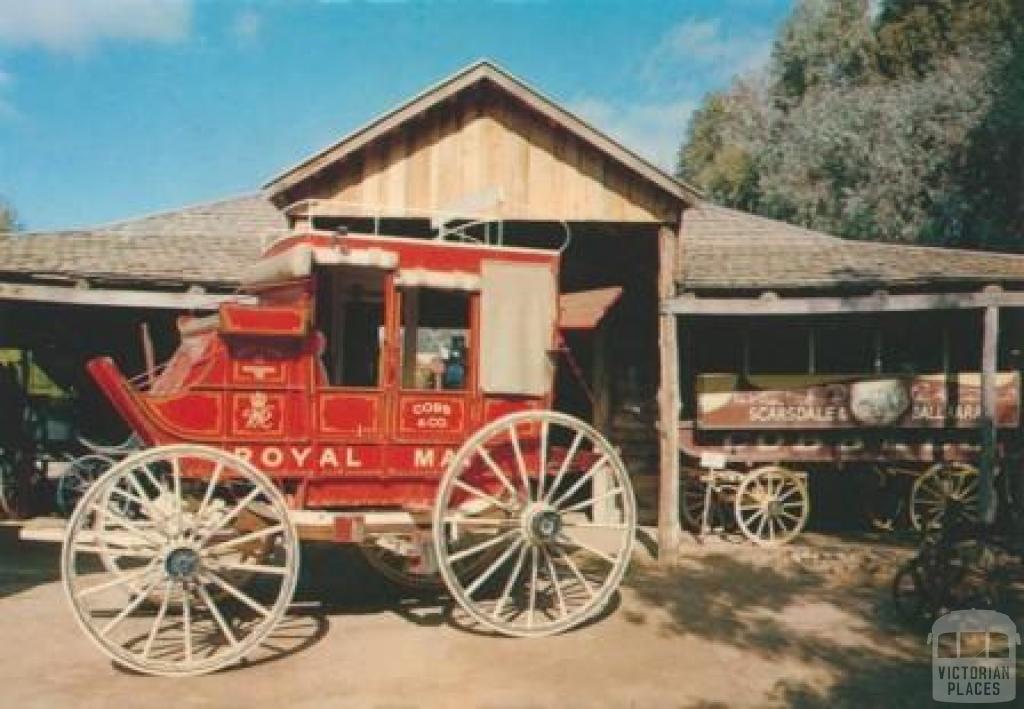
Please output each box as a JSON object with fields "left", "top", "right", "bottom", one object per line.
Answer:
{"left": 620, "top": 541, "right": 1023, "bottom": 708}
{"left": 0, "top": 526, "right": 61, "bottom": 599}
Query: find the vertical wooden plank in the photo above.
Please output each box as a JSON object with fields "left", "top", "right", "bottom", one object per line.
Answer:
{"left": 406, "top": 116, "right": 432, "bottom": 213}
{"left": 362, "top": 140, "right": 385, "bottom": 211}
{"left": 483, "top": 95, "right": 506, "bottom": 215}
{"left": 461, "top": 95, "right": 485, "bottom": 201}
{"left": 657, "top": 221, "right": 682, "bottom": 561}
{"left": 503, "top": 100, "right": 531, "bottom": 218}
{"left": 384, "top": 127, "right": 408, "bottom": 210}
{"left": 526, "top": 117, "right": 556, "bottom": 218}
{"left": 562, "top": 134, "right": 582, "bottom": 219}
{"left": 980, "top": 303, "right": 999, "bottom": 524}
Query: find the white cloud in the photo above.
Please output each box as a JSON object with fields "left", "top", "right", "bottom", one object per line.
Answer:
{"left": 0, "top": 0, "right": 192, "bottom": 53}
{"left": 645, "top": 17, "right": 774, "bottom": 84}
{"left": 231, "top": 9, "right": 263, "bottom": 44}
{"left": 568, "top": 97, "right": 698, "bottom": 170}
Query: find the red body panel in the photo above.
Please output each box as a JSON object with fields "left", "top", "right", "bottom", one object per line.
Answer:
{"left": 88, "top": 232, "right": 560, "bottom": 510}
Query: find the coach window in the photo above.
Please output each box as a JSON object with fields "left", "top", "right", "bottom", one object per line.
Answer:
{"left": 315, "top": 267, "right": 386, "bottom": 388}
{"left": 400, "top": 288, "right": 472, "bottom": 390}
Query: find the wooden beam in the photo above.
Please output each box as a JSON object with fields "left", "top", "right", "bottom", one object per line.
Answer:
{"left": 980, "top": 305, "right": 999, "bottom": 524}
{"left": 656, "top": 223, "right": 682, "bottom": 561}
{"left": 664, "top": 289, "right": 1024, "bottom": 315}
{"left": 0, "top": 281, "right": 231, "bottom": 310}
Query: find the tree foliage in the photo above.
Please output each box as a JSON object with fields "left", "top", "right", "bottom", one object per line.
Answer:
{"left": 0, "top": 198, "right": 16, "bottom": 234}
{"left": 677, "top": 0, "right": 1024, "bottom": 250}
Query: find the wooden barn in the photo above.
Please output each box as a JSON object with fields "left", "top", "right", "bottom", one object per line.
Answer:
{"left": 3, "top": 60, "right": 1024, "bottom": 552}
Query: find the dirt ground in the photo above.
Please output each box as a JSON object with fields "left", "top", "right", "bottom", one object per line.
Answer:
{"left": 0, "top": 524, "right": 1016, "bottom": 708}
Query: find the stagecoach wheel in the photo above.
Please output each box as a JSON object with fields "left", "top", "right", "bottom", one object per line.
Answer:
{"left": 56, "top": 454, "right": 116, "bottom": 516}
{"left": 909, "top": 463, "right": 980, "bottom": 531}
{"left": 61, "top": 444, "right": 299, "bottom": 676}
{"left": 433, "top": 410, "right": 636, "bottom": 638}
{"left": 360, "top": 535, "right": 443, "bottom": 590}
{"left": 733, "top": 466, "right": 809, "bottom": 547}
{"left": 680, "top": 471, "right": 707, "bottom": 531}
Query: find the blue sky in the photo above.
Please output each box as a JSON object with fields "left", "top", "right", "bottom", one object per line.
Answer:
{"left": 0, "top": 0, "right": 793, "bottom": 231}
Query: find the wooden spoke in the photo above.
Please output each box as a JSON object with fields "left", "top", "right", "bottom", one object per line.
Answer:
{"left": 196, "top": 583, "right": 239, "bottom": 648}
{"left": 527, "top": 546, "right": 539, "bottom": 630}
{"left": 448, "top": 529, "right": 519, "bottom": 564}
{"left": 475, "top": 446, "right": 520, "bottom": 501}
{"left": 543, "top": 548, "right": 568, "bottom": 620}
{"left": 196, "top": 462, "right": 224, "bottom": 520}
{"left": 76, "top": 560, "right": 160, "bottom": 599}
{"left": 182, "top": 591, "right": 193, "bottom": 663}
{"left": 194, "top": 487, "right": 263, "bottom": 545}
{"left": 558, "top": 532, "right": 617, "bottom": 565}
{"left": 537, "top": 420, "right": 549, "bottom": 500}
{"left": 452, "top": 480, "right": 516, "bottom": 513}
{"left": 560, "top": 485, "right": 624, "bottom": 514}
{"left": 493, "top": 544, "right": 529, "bottom": 620}
{"left": 465, "top": 537, "right": 525, "bottom": 597}
{"left": 211, "top": 561, "right": 288, "bottom": 576}
{"left": 543, "top": 431, "right": 585, "bottom": 505}
{"left": 202, "top": 572, "right": 272, "bottom": 619}
{"left": 551, "top": 454, "right": 610, "bottom": 510}
{"left": 554, "top": 546, "right": 596, "bottom": 599}
{"left": 142, "top": 580, "right": 174, "bottom": 660}
{"left": 508, "top": 424, "right": 532, "bottom": 501}
{"left": 99, "top": 572, "right": 163, "bottom": 637}
{"left": 203, "top": 524, "right": 286, "bottom": 557}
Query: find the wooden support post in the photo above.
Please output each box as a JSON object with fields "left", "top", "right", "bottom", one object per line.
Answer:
{"left": 980, "top": 304, "right": 999, "bottom": 525}
{"left": 656, "top": 223, "right": 682, "bottom": 561}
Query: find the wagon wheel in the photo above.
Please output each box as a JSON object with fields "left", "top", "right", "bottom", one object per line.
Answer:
{"left": 56, "top": 454, "right": 116, "bottom": 516}
{"left": 61, "top": 445, "right": 300, "bottom": 676}
{"left": 733, "top": 466, "right": 809, "bottom": 546}
{"left": 909, "top": 463, "right": 979, "bottom": 531}
{"left": 361, "top": 535, "right": 443, "bottom": 590}
{"left": 433, "top": 410, "right": 636, "bottom": 637}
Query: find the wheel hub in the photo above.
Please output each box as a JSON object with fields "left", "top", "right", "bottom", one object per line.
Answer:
{"left": 524, "top": 505, "right": 562, "bottom": 543}
{"left": 164, "top": 546, "right": 201, "bottom": 580}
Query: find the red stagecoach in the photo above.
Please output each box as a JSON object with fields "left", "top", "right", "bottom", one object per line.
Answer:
{"left": 62, "top": 230, "right": 636, "bottom": 676}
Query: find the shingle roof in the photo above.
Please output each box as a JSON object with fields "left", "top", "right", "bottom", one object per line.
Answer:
{"left": 4, "top": 195, "right": 1024, "bottom": 297}
{"left": 0, "top": 194, "right": 288, "bottom": 289}
{"left": 679, "top": 203, "right": 1024, "bottom": 293}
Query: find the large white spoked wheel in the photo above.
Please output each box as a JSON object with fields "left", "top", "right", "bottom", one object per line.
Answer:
{"left": 909, "top": 462, "right": 979, "bottom": 531}
{"left": 61, "top": 444, "right": 300, "bottom": 677}
{"left": 734, "top": 466, "right": 809, "bottom": 546}
{"left": 433, "top": 410, "right": 636, "bottom": 637}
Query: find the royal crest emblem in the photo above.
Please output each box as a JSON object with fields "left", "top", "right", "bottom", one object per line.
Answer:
{"left": 241, "top": 392, "right": 277, "bottom": 430}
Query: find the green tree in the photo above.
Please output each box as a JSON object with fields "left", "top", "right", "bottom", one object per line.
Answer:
{"left": 677, "top": 0, "right": 1024, "bottom": 250}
